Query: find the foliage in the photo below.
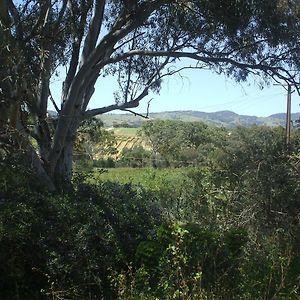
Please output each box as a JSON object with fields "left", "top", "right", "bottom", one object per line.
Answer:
{"left": 0, "top": 163, "right": 163, "bottom": 299}
{"left": 2, "top": 124, "right": 300, "bottom": 299}
{"left": 117, "top": 146, "right": 152, "bottom": 168}
{"left": 130, "top": 224, "right": 248, "bottom": 299}
{"left": 1, "top": 0, "right": 300, "bottom": 189}
{"left": 107, "top": 127, "right": 300, "bottom": 299}
{"left": 111, "top": 222, "right": 300, "bottom": 299}
{"left": 141, "top": 120, "right": 210, "bottom": 166}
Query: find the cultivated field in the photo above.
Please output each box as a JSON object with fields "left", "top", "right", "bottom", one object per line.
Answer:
{"left": 109, "top": 127, "right": 151, "bottom": 159}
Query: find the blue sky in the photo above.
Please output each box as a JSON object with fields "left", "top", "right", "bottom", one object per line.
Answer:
{"left": 50, "top": 67, "right": 299, "bottom": 117}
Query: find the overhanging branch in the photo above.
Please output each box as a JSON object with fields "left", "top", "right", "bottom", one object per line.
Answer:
{"left": 84, "top": 88, "right": 149, "bottom": 119}
{"left": 101, "top": 49, "right": 299, "bottom": 89}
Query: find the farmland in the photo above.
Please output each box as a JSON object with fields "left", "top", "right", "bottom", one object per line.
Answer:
{"left": 106, "top": 127, "right": 151, "bottom": 159}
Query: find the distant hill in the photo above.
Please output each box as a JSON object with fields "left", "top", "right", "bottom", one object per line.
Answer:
{"left": 98, "top": 110, "right": 300, "bottom": 128}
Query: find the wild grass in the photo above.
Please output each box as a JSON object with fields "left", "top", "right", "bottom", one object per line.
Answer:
{"left": 89, "top": 167, "right": 191, "bottom": 188}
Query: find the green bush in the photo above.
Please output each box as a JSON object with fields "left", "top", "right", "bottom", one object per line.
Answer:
{"left": 112, "top": 223, "right": 248, "bottom": 299}
{"left": 1, "top": 125, "right": 300, "bottom": 299}
{"left": 117, "top": 146, "right": 151, "bottom": 168}
{"left": 0, "top": 172, "right": 163, "bottom": 299}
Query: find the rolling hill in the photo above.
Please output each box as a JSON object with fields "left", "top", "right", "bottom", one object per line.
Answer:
{"left": 99, "top": 110, "right": 300, "bottom": 128}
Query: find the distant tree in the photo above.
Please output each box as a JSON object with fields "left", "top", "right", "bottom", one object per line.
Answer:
{"left": 179, "top": 122, "right": 210, "bottom": 149}
{"left": 142, "top": 120, "right": 180, "bottom": 164}
{"left": 196, "top": 126, "right": 229, "bottom": 165}
{"left": 118, "top": 146, "right": 151, "bottom": 168}
{"left": 142, "top": 120, "right": 213, "bottom": 166}
{"left": 1, "top": 0, "right": 300, "bottom": 189}
{"left": 218, "top": 126, "right": 287, "bottom": 176}
{"left": 120, "top": 122, "right": 130, "bottom": 128}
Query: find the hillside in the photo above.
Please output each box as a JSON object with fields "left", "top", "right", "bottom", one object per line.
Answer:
{"left": 99, "top": 110, "right": 300, "bottom": 128}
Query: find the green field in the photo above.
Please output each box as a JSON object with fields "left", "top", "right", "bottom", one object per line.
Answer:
{"left": 89, "top": 167, "right": 190, "bottom": 189}
{"left": 112, "top": 127, "right": 140, "bottom": 137}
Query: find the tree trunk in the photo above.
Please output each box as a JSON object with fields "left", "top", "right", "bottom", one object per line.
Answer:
{"left": 28, "top": 146, "right": 56, "bottom": 192}
{"left": 53, "top": 135, "right": 74, "bottom": 189}
{"left": 21, "top": 129, "right": 75, "bottom": 192}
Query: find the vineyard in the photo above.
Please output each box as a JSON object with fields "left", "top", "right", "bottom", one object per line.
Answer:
{"left": 106, "top": 127, "right": 151, "bottom": 159}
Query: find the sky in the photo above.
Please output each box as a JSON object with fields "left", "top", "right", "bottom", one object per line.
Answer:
{"left": 50, "top": 65, "right": 300, "bottom": 118}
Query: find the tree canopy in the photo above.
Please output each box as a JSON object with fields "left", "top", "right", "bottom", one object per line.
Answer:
{"left": 1, "top": 0, "right": 300, "bottom": 189}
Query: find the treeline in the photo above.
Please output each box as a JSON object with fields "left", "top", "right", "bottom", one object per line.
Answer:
{"left": 115, "top": 120, "right": 300, "bottom": 168}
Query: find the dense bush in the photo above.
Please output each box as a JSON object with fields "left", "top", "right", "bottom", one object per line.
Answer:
{"left": 1, "top": 125, "right": 300, "bottom": 299}
{"left": 117, "top": 146, "right": 152, "bottom": 168}
{"left": 131, "top": 224, "right": 248, "bottom": 299}
{"left": 0, "top": 167, "right": 163, "bottom": 299}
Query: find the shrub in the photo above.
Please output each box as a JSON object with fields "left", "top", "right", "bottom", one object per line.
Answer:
{"left": 112, "top": 223, "right": 248, "bottom": 299}
{"left": 0, "top": 174, "right": 163, "bottom": 299}
{"left": 117, "top": 146, "right": 151, "bottom": 168}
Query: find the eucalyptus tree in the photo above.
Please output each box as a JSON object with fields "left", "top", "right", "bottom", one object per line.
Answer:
{"left": 1, "top": 0, "right": 300, "bottom": 190}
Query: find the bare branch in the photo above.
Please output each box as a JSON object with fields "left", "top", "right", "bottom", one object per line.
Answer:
{"left": 0, "top": 0, "right": 10, "bottom": 27}
{"left": 84, "top": 88, "right": 149, "bottom": 119}
{"left": 85, "top": 56, "right": 171, "bottom": 119}
{"left": 49, "top": 89, "right": 60, "bottom": 113}
{"left": 190, "top": 39, "right": 270, "bottom": 57}
{"left": 113, "top": 32, "right": 145, "bottom": 53}
{"left": 124, "top": 30, "right": 139, "bottom": 103}
{"left": 37, "top": 58, "right": 51, "bottom": 116}
{"left": 119, "top": 109, "right": 149, "bottom": 119}
{"left": 81, "top": 73, "right": 98, "bottom": 112}
{"left": 26, "top": 1, "right": 51, "bottom": 41}
{"left": 62, "top": 3, "right": 89, "bottom": 101}
{"left": 62, "top": 39, "right": 83, "bottom": 101}
{"left": 146, "top": 98, "right": 153, "bottom": 117}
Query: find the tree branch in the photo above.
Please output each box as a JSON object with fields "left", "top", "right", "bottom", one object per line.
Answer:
{"left": 85, "top": 56, "right": 171, "bottom": 119}
{"left": 7, "top": 0, "right": 23, "bottom": 38}
{"left": 113, "top": 32, "right": 145, "bottom": 53}
{"left": 62, "top": 3, "right": 89, "bottom": 101}
{"left": 25, "top": 1, "right": 51, "bottom": 41}
{"left": 119, "top": 109, "right": 150, "bottom": 119}
{"left": 80, "top": 0, "right": 106, "bottom": 67}
{"left": 84, "top": 88, "right": 149, "bottom": 119}
{"left": 102, "top": 49, "right": 299, "bottom": 86}
{"left": 53, "top": 0, "right": 68, "bottom": 34}
{"left": 49, "top": 89, "right": 60, "bottom": 113}
{"left": 0, "top": 0, "right": 10, "bottom": 27}
{"left": 124, "top": 29, "right": 137, "bottom": 103}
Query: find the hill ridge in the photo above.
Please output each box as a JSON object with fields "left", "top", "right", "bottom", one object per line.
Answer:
{"left": 99, "top": 110, "right": 300, "bottom": 128}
